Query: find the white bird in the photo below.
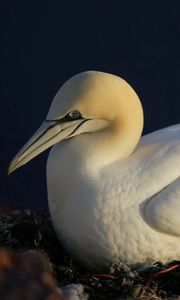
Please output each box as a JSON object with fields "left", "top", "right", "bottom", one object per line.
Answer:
{"left": 9, "top": 71, "right": 180, "bottom": 271}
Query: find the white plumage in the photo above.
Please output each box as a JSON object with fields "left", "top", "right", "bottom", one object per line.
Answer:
{"left": 9, "top": 71, "right": 180, "bottom": 270}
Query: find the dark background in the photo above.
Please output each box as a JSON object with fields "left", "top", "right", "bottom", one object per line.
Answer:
{"left": 1, "top": 1, "right": 180, "bottom": 209}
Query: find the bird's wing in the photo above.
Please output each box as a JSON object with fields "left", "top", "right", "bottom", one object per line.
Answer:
{"left": 137, "top": 124, "right": 180, "bottom": 236}
{"left": 100, "top": 124, "right": 180, "bottom": 235}
{"left": 142, "top": 176, "right": 180, "bottom": 236}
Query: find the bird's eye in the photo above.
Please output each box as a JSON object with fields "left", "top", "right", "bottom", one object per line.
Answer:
{"left": 67, "top": 110, "right": 81, "bottom": 120}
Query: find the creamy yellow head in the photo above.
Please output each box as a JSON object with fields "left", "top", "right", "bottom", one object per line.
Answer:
{"left": 48, "top": 71, "right": 142, "bottom": 123}
{"left": 8, "top": 71, "right": 144, "bottom": 174}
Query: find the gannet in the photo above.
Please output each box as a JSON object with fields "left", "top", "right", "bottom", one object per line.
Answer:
{"left": 9, "top": 71, "right": 180, "bottom": 271}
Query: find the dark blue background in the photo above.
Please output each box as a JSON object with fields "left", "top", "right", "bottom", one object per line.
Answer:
{"left": 1, "top": 1, "right": 180, "bottom": 209}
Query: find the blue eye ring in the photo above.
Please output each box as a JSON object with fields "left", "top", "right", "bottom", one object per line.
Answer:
{"left": 68, "top": 110, "right": 81, "bottom": 120}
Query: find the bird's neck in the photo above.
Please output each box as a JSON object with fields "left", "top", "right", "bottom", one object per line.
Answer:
{"left": 82, "top": 116, "right": 143, "bottom": 170}
{"left": 50, "top": 122, "right": 143, "bottom": 177}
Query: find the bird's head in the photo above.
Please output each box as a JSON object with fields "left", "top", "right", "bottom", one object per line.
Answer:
{"left": 8, "top": 71, "right": 143, "bottom": 174}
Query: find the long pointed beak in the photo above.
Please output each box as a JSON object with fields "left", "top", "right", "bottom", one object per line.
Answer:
{"left": 8, "top": 119, "right": 86, "bottom": 175}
